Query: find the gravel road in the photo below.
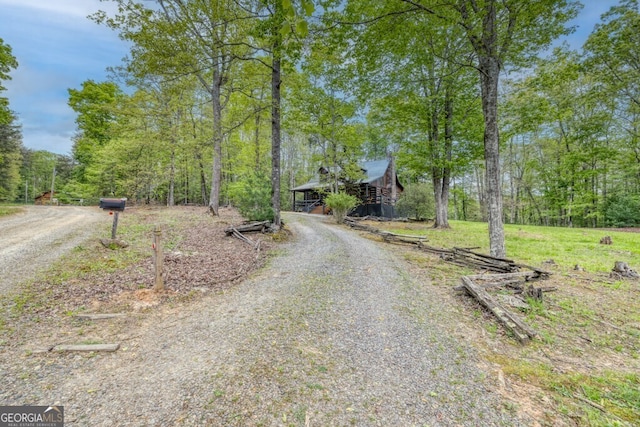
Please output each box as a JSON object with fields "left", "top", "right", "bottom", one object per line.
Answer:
{"left": 0, "top": 206, "right": 104, "bottom": 294}
{"left": 2, "top": 212, "right": 523, "bottom": 426}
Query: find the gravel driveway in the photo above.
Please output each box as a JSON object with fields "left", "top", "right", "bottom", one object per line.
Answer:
{"left": 2, "top": 212, "right": 522, "bottom": 426}
{"left": 0, "top": 206, "right": 104, "bottom": 294}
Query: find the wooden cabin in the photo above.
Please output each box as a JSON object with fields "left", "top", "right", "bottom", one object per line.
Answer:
{"left": 35, "top": 191, "right": 56, "bottom": 205}
{"left": 291, "top": 158, "right": 404, "bottom": 218}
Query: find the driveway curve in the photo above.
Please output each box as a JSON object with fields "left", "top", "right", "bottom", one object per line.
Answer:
{"left": 0, "top": 206, "right": 104, "bottom": 294}
{"left": 2, "top": 212, "right": 523, "bottom": 426}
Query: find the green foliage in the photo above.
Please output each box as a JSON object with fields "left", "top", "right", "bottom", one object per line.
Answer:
{"left": 0, "top": 205, "right": 22, "bottom": 217}
{"left": 0, "top": 119, "right": 22, "bottom": 202}
{"left": 0, "top": 38, "right": 22, "bottom": 201}
{"left": 68, "top": 80, "right": 123, "bottom": 184}
{"left": 0, "top": 38, "right": 18, "bottom": 88}
{"left": 68, "top": 80, "right": 121, "bottom": 144}
{"left": 603, "top": 195, "right": 640, "bottom": 227}
{"left": 228, "top": 171, "right": 274, "bottom": 222}
{"left": 396, "top": 183, "right": 434, "bottom": 221}
{"left": 0, "top": 38, "right": 18, "bottom": 126}
{"left": 324, "top": 192, "right": 359, "bottom": 224}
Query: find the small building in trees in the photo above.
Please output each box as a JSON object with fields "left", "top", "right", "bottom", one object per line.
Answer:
{"left": 34, "top": 191, "right": 56, "bottom": 205}
{"left": 291, "top": 158, "right": 404, "bottom": 218}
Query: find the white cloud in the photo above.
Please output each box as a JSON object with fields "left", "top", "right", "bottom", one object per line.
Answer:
{"left": 0, "top": 0, "right": 121, "bottom": 20}
{"left": 0, "top": 0, "right": 130, "bottom": 154}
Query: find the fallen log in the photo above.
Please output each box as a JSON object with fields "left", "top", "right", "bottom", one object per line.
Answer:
{"left": 454, "top": 247, "right": 516, "bottom": 264}
{"left": 54, "top": 343, "right": 120, "bottom": 352}
{"left": 467, "top": 271, "right": 546, "bottom": 281}
{"left": 224, "top": 221, "right": 270, "bottom": 235}
{"left": 461, "top": 276, "right": 537, "bottom": 344}
{"left": 227, "top": 228, "right": 262, "bottom": 252}
{"left": 75, "top": 313, "right": 126, "bottom": 320}
{"left": 380, "top": 231, "right": 428, "bottom": 245}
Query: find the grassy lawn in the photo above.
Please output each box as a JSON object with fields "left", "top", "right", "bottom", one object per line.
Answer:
{"left": 365, "top": 219, "right": 640, "bottom": 427}
{"left": 0, "top": 204, "right": 24, "bottom": 217}
{"left": 382, "top": 220, "right": 640, "bottom": 273}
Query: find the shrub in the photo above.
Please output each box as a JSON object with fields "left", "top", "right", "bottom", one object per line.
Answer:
{"left": 324, "top": 192, "right": 360, "bottom": 224}
{"left": 228, "top": 171, "right": 274, "bottom": 222}
{"left": 603, "top": 195, "right": 640, "bottom": 227}
{"left": 396, "top": 183, "right": 434, "bottom": 221}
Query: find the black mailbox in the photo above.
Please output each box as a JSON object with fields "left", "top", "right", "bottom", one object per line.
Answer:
{"left": 99, "top": 198, "right": 126, "bottom": 212}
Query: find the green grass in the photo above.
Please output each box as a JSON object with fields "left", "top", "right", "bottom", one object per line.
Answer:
{"left": 0, "top": 205, "right": 24, "bottom": 217}
{"left": 1, "top": 208, "right": 184, "bottom": 321}
{"left": 491, "top": 355, "right": 640, "bottom": 426}
{"left": 382, "top": 220, "right": 640, "bottom": 273}
{"left": 368, "top": 218, "right": 640, "bottom": 426}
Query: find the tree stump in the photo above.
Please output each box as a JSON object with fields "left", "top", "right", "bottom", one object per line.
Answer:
{"left": 600, "top": 236, "right": 612, "bottom": 245}
{"left": 524, "top": 284, "right": 543, "bottom": 301}
{"left": 611, "top": 261, "right": 639, "bottom": 279}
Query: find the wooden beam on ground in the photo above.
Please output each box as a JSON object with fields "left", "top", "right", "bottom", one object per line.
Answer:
{"left": 224, "top": 221, "right": 270, "bottom": 235}
{"left": 467, "top": 271, "right": 546, "bottom": 281}
{"left": 461, "top": 276, "right": 536, "bottom": 344}
{"left": 74, "top": 313, "right": 126, "bottom": 320}
{"left": 380, "top": 231, "right": 427, "bottom": 244}
{"left": 53, "top": 343, "right": 120, "bottom": 352}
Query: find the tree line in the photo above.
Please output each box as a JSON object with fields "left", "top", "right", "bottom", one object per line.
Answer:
{"left": 1, "top": 1, "right": 639, "bottom": 256}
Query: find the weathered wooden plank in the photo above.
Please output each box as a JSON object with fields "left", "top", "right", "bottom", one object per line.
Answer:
{"left": 54, "top": 343, "right": 120, "bottom": 352}
{"left": 454, "top": 247, "right": 516, "bottom": 264}
{"left": 224, "top": 221, "right": 270, "bottom": 235}
{"left": 75, "top": 313, "right": 126, "bottom": 320}
{"left": 380, "top": 232, "right": 428, "bottom": 245}
{"left": 461, "top": 276, "right": 531, "bottom": 344}
{"left": 467, "top": 271, "right": 543, "bottom": 281}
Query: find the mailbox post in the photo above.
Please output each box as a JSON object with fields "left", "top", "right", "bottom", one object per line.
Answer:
{"left": 99, "top": 198, "right": 126, "bottom": 239}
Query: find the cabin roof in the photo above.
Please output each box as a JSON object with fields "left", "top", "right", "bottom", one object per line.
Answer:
{"left": 360, "top": 159, "right": 390, "bottom": 184}
{"left": 291, "top": 159, "right": 393, "bottom": 192}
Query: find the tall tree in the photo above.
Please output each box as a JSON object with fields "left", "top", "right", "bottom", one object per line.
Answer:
{"left": 0, "top": 37, "right": 18, "bottom": 126}
{"left": 68, "top": 80, "right": 123, "bottom": 183}
{"left": 0, "top": 38, "right": 22, "bottom": 201}
{"left": 398, "top": 0, "right": 579, "bottom": 256}
{"left": 95, "top": 0, "right": 250, "bottom": 215}
{"left": 256, "top": 0, "right": 314, "bottom": 227}
{"left": 337, "top": 2, "right": 481, "bottom": 228}
{"left": 584, "top": 0, "right": 640, "bottom": 199}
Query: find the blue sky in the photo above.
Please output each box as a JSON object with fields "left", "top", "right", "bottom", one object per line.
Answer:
{"left": 0, "top": 0, "right": 623, "bottom": 155}
{"left": 0, "top": 0, "right": 128, "bottom": 155}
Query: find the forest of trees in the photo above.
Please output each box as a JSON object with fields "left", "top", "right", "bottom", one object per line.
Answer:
{"left": 2, "top": 1, "right": 640, "bottom": 251}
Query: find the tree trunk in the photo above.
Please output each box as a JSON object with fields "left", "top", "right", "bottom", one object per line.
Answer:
{"left": 479, "top": 54, "right": 505, "bottom": 258}
{"left": 271, "top": 38, "right": 282, "bottom": 228}
{"left": 168, "top": 148, "right": 175, "bottom": 206}
{"left": 433, "top": 89, "right": 453, "bottom": 229}
{"left": 255, "top": 110, "right": 261, "bottom": 170}
{"left": 209, "top": 69, "right": 222, "bottom": 216}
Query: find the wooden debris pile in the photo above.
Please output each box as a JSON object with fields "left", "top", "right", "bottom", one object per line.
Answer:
{"left": 457, "top": 271, "right": 554, "bottom": 344}
{"left": 345, "top": 217, "right": 520, "bottom": 273}
{"left": 224, "top": 220, "right": 272, "bottom": 235}
{"left": 224, "top": 221, "right": 270, "bottom": 255}
{"left": 344, "top": 216, "right": 554, "bottom": 343}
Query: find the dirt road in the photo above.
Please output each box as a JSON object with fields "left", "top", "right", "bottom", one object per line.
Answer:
{"left": 1, "top": 212, "right": 522, "bottom": 426}
{"left": 0, "top": 206, "right": 104, "bottom": 294}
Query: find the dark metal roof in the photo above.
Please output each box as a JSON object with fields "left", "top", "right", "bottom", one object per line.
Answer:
{"left": 360, "top": 159, "right": 390, "bottom": 184}
{"left": 291, "top": 159, "right": 393, "bottom": 191}
{"left": 290, "top": 180, "right": 329, "bottom": 192}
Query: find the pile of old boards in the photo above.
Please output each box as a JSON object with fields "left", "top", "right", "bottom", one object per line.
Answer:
{"left": 224, "top": 221, "right": 271, "bottom": 253}
{"left": 345, "top": 216, "right": 553, "bottom": 344}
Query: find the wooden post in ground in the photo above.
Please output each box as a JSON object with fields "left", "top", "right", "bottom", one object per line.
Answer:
{"left": 111, "top": 212, "right": 120, "bottom": 239}
{"left": 153, "top": 226, "right": 164, "bottom": 291}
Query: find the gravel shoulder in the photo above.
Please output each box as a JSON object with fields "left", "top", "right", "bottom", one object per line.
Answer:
{"left": 1, "top": 212, "right": 524, "bottom": 426}
{"left": 0, "top": 206, "right": 104, "bottom": 294}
